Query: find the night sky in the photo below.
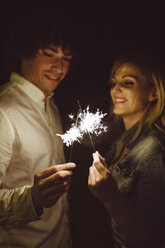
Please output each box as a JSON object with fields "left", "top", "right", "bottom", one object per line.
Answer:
{"left": 0, "top": 4, "right": 165, "bottom": 105}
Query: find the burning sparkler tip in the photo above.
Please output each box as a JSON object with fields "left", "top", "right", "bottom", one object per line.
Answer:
{"left": 57, "top": 105, "right": 108, "bottom": 147}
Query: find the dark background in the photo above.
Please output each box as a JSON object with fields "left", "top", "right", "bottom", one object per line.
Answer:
{"left": 0, "top": 4, "right": 165, "bottom": 248}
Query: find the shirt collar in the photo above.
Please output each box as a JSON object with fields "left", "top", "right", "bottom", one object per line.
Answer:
{"left": 10, "top": 72, "right": 54, "bottom": 103}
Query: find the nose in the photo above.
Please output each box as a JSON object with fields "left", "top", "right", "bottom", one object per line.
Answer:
{"left": 110, "top": 84, "right": 122, "bottom": 94}
{"left": 51, "top": 57, "right": 63, "bottom": 74}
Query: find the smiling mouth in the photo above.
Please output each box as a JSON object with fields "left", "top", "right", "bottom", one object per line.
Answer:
{"left": 45, "top": 74, "right": 60, "bottom": 81}
{"left": 114, "top": 98, "right": 126, "bottom": 103}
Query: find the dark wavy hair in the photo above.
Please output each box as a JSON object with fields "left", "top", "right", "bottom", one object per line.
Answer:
{"left": 4, "top": 9, "right": 80, "bottom": 74}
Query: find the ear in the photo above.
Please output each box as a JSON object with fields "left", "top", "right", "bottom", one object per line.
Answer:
{"left": 148, "top": 88, "right": 158, "bottom": 102}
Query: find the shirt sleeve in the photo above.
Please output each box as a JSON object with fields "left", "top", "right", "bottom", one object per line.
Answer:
{"left": 0, "top": 109, "right": 14, "bottom": 180}
{"left": 0, "top": 186, "right": 40, "bottom": 225}
{"left": 0, "top": 110, "right": 40, "bottom": 225}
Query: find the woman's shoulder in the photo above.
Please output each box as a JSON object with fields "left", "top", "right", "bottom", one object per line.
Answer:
{"left": 135, "top": 126, "right": 165, "bottom": 156}
{"left": 151, "top": 127, "right": 165, "bottom": 151}
{"left": 134, "top": 129, "right": 165, "bottom": 179}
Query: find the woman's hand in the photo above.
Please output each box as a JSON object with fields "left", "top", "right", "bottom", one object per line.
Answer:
{"left": 88, "top": 151, "right": 119, "bottom": 203}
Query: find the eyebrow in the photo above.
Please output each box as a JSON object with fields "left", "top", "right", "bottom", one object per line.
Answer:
{"left": 48, "top": 47, "right": 72, "bottom": 57}
{"left": 123, "top": 74, "right": 139, "bottom": 80}
{"left": 49, "top": 47, "right": 58, "bottom": 53}
{"left": 112, "top": 74, "right": 139, "bottom": 80}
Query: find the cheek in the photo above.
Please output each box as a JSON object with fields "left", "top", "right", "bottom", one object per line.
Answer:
{"left": 35, "top": 62, "right": 46, "bottom": 73}
{"left": 64, "top": 61, "right": 71, "bottom": 72}
{"left": 110, "top": 89, "right": 113, "bottom": 98}
{"left": 130, "top": 94, "right": 149, "bottom": 110}
{"left": 136, "top": 88, "right": 150, "bottom": 101}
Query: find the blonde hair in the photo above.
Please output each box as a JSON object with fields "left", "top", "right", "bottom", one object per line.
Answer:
{"left": 109, "top": 53, "right": 165, "bottom": 136}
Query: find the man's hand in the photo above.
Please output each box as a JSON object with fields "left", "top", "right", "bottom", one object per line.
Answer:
{"left": 31, "top": 163, "right": 76, "bottom": 213}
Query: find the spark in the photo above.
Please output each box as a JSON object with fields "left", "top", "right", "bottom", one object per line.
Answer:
{"left": 69, "top": 114, "right": 74, "bottom": 120}
{"left": 57, "top": 106, "right": 107, "bottom": 147}
{"left": 57, "top": 125, "right": 82, "bottom": 147}
{"left": 79, "top": 106, "right": 107, "bottom": 135}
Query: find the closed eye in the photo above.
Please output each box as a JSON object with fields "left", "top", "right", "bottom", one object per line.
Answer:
{"left": 63, "top": 57, "right": 72, "bottom": 62}
{"left": 43, "top": 51, "right": 53, "bottom": 57}
{"left": 109, "top": 81, "right": 134, "bottom": 89}
{"left": 42, "top": 50, "right": 72, "bottom": 62}
{"left": 122, "top": 81, "right": 134, "bottom": 87}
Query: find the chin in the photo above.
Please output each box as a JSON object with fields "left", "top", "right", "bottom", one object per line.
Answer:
{"left": 51, "top": 82, "right": 60, "bottom": 90}
{"left": 113, "top": 109, "right": 124, "bottom": 115}
{"left": 48, "top": 85, "right": 58, "bottom": 92}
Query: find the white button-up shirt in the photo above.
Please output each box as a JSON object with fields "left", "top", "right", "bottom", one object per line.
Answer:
{"left": 0, "top": 73, "right": 72, "bottom": 247}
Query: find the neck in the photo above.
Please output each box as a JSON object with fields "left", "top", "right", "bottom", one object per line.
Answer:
{"left": 122, "top": 110, "right": 148, "bottom": 130}
{"left": 123, "top": 116, "right": 141, "bottom": 130}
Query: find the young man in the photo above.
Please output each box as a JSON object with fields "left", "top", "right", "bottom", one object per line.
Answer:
{"left": 0, "top": 11, "right": 78, "bottom": 248}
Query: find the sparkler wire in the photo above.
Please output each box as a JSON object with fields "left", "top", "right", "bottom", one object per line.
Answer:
{"left": 69, "top": 109, "right": 80, "bottom": 162}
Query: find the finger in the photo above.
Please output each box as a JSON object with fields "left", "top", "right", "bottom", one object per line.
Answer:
{"left": 92, "top": 163, "right": 101, "bottom": 178}
{"left": 51, "top": 174, "right": 71, "bottom": 186}
{"left": 52, "top": 163, "right": 76, "bottom": 172}
{"left": 53, "top": 175, "right": 71, "bottom": 186}
{"left": 98, "top": 154, "right": 109, "bottom": 169}
{"left": 93, "top": 151, "right": 110, "bottom": 173}
{"left": 95, "top": 151, "right": 108, "bottom": 167}
{"left": 92, "top": 152, "right": 106, "bottom": 174}
{"left": 35, "top": 163, "right": 76, "bottom": 180}
{"left": 88, "top": 164, "right": 101, "bottom": 186}
{"left": 96, "top": 151, "right": 106, "bottom": 164}
{"left": 92, "top": 152, "right": 100, "bottom": 163}
{"left": 36, "top": 170, "right": 73, "bottom": 190}
{"left": 41, "top": 179, "right": 70, "bottom": 198}
{"left": 88, "top": 166, "right": 95, "bottom": 185}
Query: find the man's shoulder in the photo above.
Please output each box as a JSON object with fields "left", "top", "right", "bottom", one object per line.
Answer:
{"left": 0, "top": 81, "right": 14, "bottom": 96}
{"left": 0, "top": 82, "right": 20, "bottom": 111}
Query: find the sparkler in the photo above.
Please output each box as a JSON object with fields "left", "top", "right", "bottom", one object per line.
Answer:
{"left": 57, "top": 102, "right": 108, "bottom": 155}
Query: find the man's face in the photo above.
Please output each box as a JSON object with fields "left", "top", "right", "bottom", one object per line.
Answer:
{"left": 21, "top": 44, "right": 72, "bottom": 95}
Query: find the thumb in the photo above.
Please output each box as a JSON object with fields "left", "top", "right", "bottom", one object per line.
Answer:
{"left": 92, "top": 151, "right": 100, "bottom": 163}
{"left": 93, "top": 151, "right": 109, "bottom": 170}
{"left": 92, "top": 151, "right": 106, "bottom": 174}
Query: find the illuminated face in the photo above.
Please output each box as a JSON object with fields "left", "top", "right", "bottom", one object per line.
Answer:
{"left": 110, "top": 63, "right": 156, "bottom": 128}
{"left": 21, "top": 44, "right": 72, "bottom": 95}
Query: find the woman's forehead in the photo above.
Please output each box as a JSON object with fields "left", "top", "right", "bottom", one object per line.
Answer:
{"left": 112, "top": 63, "right": 144, "bottom": 78}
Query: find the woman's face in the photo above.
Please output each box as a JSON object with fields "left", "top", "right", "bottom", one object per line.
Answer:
{"left": 110, "top": 62, "right": 156, "bottom": 128}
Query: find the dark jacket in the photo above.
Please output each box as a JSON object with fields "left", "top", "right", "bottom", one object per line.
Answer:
{"left": 106, "top": 123, "right": 165, "bottom": 248}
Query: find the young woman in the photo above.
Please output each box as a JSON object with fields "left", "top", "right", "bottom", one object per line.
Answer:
{"left": 88, "top": 53, "right": 165, "bottom": 248}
